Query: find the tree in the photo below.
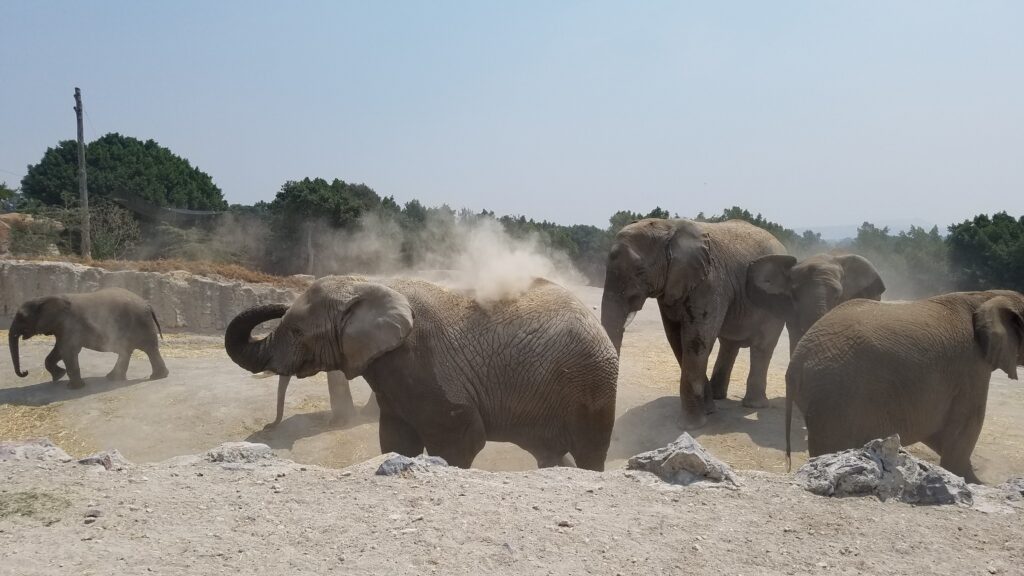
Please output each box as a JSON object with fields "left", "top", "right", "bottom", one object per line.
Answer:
{"left": 947, "top": 212, "right": 1024, "bottom": 291}
{"left": 850, "top": 222, "right": 951, "bottom": 298}
{"left": 21, "top": 133, "right": 226, "bottom": 210}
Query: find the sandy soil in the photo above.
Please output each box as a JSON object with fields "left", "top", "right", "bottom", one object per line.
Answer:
{"left": 1, "top": 285, "right": 1022, "bottom": 483}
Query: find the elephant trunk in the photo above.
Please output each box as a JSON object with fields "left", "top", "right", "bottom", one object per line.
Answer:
{"left": 224, "top": 304, "right": 289, "bottom": 374}
{"left": 271, "top": 374, "right": 292, "bottom": 427}
{"left": 9, "top": 319, "right": 27, "bottom": 378}
{"left": 601, "top": 292, "right": 629, "bottom": 355}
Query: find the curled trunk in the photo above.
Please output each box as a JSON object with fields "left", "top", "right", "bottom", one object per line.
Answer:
{"left": 224, "top": 304, "right": 288, "bottom": 373}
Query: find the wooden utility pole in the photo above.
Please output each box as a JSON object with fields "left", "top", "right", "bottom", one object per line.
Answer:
{"left": 74, "top": 87, "right": 91, "bottom": 259}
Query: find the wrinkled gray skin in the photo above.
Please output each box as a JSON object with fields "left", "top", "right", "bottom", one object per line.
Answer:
{"left": 225, "top": 275, "right": 619, "bottom": 470}
{"left": 747, "top": 253, "right": 885, "bottom": 352}
{"left": 786, "top": 290, "right": 1024, "bottom": 484}
{"left": 8, "top": 287, "right": 169, "bottom": 389}
{"left": 601, "top": 218, "right": 786, "bottom": 428}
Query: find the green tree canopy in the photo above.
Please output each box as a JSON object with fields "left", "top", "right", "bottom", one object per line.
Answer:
{"left": 21, "top": 133, "right": 226, "bottom": 210}
{"left": 947, "top": 212, "right": 1024, "bottom": 291}
{"left": 268, "top": 177, "right": 384, "bottom": 228}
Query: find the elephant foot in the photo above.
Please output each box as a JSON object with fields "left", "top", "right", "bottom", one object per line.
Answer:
{"left": 49, "top": 368, "right": 66, "bottom": 383}
{"left": 67, "top": 379, "right": 86, "bottom": 390}
{"left": 328, "top": 410, "right": 356, "bottom": 428}
{"left": 679, "top": 408, "right": 708, "bottom": 430}
{"left": 105, "top": 371, "right": 128, "bottom": 382}
{"left": 741, "top": 395, "right": 770, "bottom": 409}
{"left": 150, "top": 369, "right": 170, "bottom": 381}
{"left": 703, "top": 394, "right": 717, "bottom": 415}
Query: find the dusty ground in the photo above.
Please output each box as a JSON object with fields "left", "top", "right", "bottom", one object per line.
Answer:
{"left": 1, "top": 285, "right": 1022, "bottom": 483}
{"left": 1, "top": 445, "right": 1023, "bottom": 576}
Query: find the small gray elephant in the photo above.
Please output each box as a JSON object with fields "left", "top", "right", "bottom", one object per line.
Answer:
{"left": 785, "top": 290, "right": 1024, "bottom": 483}
{"left": 9, "top": 287, "right": 169, "bottom": 388}
{"left": 225, "top": 275, "right": 618, "bottom": 470}
{"left": 747, "top": 253, "right": 885, "bottom": 352}
{"left": 600, "top": 218, "right": 786, "bottom": 427}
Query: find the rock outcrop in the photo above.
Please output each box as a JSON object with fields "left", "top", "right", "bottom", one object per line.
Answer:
{"left": 796, "top": 435, "right": 972, "bottom": 505}
{"left": 627, "top": 433, "right": 739, "bottom": 487}
{"left": 0, "top": 259, "right": 299, "bottom": 333}
{"left": 0, "top": 438, "right": 73, "bottom": 463}
{"left": 375, "top": 454, "right": 450, "bottom": 477}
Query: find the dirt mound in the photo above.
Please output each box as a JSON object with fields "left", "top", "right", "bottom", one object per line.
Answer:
{"left": 1, "top": 439, "right": 1022, "bottom": 576}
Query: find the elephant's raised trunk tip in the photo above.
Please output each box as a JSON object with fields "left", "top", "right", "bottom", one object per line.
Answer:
{"left": 224, "top": 304, "right": 288, "bottom": 374}
{"left": 9, "top": 325, "right": 27, "bottom": 378}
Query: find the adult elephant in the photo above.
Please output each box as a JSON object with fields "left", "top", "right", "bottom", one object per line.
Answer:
{"left": 225, "top": 275, "right": 618, "bottom": 470}
{"left": 8, "top": 287, "right": 169, "bottom": 388}
{"left": 747, "top": 253, "right": 885, "bottom": 352}
{"left": 601, "top": 218, "right": 786, "bottom": 427}
{"left": 785, "top": 290, "right": 1024, "bottom": 484}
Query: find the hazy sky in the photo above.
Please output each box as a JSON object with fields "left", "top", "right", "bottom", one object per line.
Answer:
{"left": 2, "top": 2, "right": 1021, "bottom": 229}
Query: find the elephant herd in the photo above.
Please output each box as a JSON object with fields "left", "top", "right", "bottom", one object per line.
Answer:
{"left": 6, "top": 218, "right": 1023, "bottom": 483}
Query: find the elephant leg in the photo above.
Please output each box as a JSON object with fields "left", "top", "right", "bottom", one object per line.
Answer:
{"left": 678, "top": 334, "right": 713, "bottom": 427}
{"left": 326, "top": 371, "right": 357, "bottom": 425}
{"left": 362, "top": 392, "right": 381, "bottom": 419}
{"left": 709, "top": 339, "right": 740, "bottom": 400}
{"left": 530, "top": 448, "right": 571, "bottom": 469}
{"left": 60, "top": 344, "right": 85, "bottom": 389}
{"left": 378, "top": 411, "right": 425, "bottom": 458}
{"left": 658, "top": 301, "right": 683, "bottom": 367}
{"left": 741, "top": 342, "right": 773, "bottom": 408}
{"left": 421, "top": 406, "right": 487, "bottom": 469}
{"left": 105, "top": 351, "right": 131, "bottom": 381}
{"left": 933, "top": 397, "right": 986, "bottom": 484}
{"left": 143, "top": 344, "right": 169, "bottom": 380}
{"left": 569, "top": 401, "right": 616, "bottom": 472}
{"left": 44, "top": 346, "right": 66, "bottom": 382}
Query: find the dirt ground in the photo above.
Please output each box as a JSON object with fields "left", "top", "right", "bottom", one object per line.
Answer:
{"left": 1, "top": 285, "right": 1022, "bottom": 484}
{"left": 2, "top": 447, "right": 1023, "bottom": 576}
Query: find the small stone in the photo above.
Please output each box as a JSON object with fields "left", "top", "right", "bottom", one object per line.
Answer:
{"left": 627, "top": 433, "right": 739, "bottom": 487}
{"left": 557, "top": 520, "right": 573, "bottom": 528}
{"left": 84, "top": 509, "right": 103, "bottom": 518}
{"left": 341, "top": 471, "right": 352, "bottom": 477}
{"left": 84, "top": 517, "right": 97, "bottom": 525}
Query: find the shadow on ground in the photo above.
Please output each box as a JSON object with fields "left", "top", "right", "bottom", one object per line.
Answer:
{"left": 246, "top": 408, "right": 380, "bottom": 451}
{"left": 0, "top": 376, "right": 150, "bottom": 406}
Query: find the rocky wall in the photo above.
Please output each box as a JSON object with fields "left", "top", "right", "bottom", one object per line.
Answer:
{"left": 0, "top": 260, "right": 301, "bottom": 333}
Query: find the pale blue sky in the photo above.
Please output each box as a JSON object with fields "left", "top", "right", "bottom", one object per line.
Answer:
{"left": 2, "top": 1, "right": 1022, "bottom": 229}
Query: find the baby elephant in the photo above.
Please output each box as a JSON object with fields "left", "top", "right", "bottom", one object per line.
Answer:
{"left": 786, "top": 290, "right": 1024, "bottom": 483}
{"left": 9, "top": 287, "right": 169, "bottom": 388}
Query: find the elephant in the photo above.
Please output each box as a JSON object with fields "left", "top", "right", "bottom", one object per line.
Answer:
{"left": 253, "top": 368, "right": 380, "bottom": 428}
{"left": 8, "top": 287, "right": 169, "bottom": 388}
{"left": 746, "top": 253, "right": 885, "bottom": 352}
{"left": 224, "top": 275, "right": 619, "bottom": 470}
{"left": 600, "top": 218, "right": 787, "bottom": 427}
{"left": 785, "top": 290, "right": 1024, "bottom": 484}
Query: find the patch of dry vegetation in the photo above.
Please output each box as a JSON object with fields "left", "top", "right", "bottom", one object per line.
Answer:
{"left": 0, "top": 404, "right": 94, "bottom": 458}
{"left": 15, "top": 256, "right": 313, "bottom": 290}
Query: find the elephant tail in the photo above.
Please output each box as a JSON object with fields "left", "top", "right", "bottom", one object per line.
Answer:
{"left": 150, "top": 308, "right": 164, "bottom": 340}
{"left": 785, "top": 364, "right": 797, "bottom": 473}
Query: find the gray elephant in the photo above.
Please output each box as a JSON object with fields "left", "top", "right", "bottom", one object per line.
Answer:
{"left": 9, "top": 287, "right": 169, "bottom": 388}
{"left": 224, "top": 275, "right": 618, "bottom": 470}
{"left": 601, "top": 218, "right": 786, "bottom": 427}
{"left": 785, "top": 290, "right": 1024, "bottom": 483}
{"left": 747, "top": 253, "right": 885, "bottom": 352}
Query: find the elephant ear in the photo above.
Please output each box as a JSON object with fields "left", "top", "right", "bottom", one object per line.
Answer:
{"left": 835, "top": 254, "right": 885, "bottom": 301}
{"left": 339, "top": 284, "right": 414, "bottom": 379}
{"left": 33, "top": 296, "right": 71, "bottom": 335}
{"left": 663, "top": 221, "right": 711, "bottom": 305}
{"left": 974, "top": 296, "right": 1023, "bottom": 379}
{"left": 746, "top": 254, "right": 798, "bottom": 317}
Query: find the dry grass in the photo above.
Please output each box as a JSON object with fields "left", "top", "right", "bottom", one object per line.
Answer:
{"left": 0, "top": 403, "right": 94, "bottom": 458}
{"left": 15, "top": 256, "right": 312, "bottom": 290}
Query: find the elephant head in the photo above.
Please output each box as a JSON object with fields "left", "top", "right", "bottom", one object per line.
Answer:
{"left": 8, "top": 296, "right": 70, "bottom": 378}
{"left": 747, "top": 253, "right": 884, "bottom": 346}
{"left": 974, "top": 293, "right": 1024, "bottom": 379}
{"left": 601, "top": 219, "right": 710, "bottom": 353}
{"left": 224, "top": 276, "right": 413, "bottom": 425}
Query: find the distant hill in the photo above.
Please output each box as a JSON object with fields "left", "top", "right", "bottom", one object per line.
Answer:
{"left": 795, "top": 218, "right": 939, "bottom": 242}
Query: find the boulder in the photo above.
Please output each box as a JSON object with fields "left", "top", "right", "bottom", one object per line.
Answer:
{"left": 0, "top": 438, "right": 72, "bottom": 463}
{"left": 78, "top": 449, "right": 132, "bottom": 471}
{"left": 998, "top": 477, "right": 1024, "bottom": 500}
{"left": 375, "top": 454, "right": 449, "bottom": 477}
{"left": 206, "top": 442, "right": 273, "bottom": 464}
{"left": 796, "top": 435, "right": 972, "bottom": 505}
{"left": 627, "top": 433, "right": 739, "bottom": 487}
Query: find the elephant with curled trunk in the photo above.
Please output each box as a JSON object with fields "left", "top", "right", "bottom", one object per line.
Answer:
{"left": 225, "top": 275, "right": 619, "bottom": 470}
{"left": 785, "top": 290, "right": 1024, "bottom": 484}
{"left": 747, "top": 253, "right": 885, "bottom": 352}
{"left": 8, "top": 287, "right": 169, "bottom": 388}
{"left": 600, "top": 218, "right": 786, "bottom": 427}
